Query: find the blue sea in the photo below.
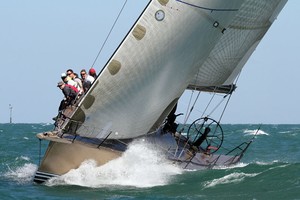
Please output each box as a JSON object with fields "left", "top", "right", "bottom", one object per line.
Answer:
{"left": 0, "top": 123, "right": 299, "bottom": 199}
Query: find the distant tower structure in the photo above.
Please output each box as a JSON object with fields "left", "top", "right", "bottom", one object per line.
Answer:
{"left": 9, "top": 104, "right": 13, "bottom": 124}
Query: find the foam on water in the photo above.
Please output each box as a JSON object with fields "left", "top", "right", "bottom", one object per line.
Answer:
{"left": 255, "top": 160, "right": 279, "bottom": 166}
{"left": 244, "top": 129, "right": 269, "bottom": 136}
{"left": 213, "top": 162, "right": 249, "bottom": 170}
{"left": 203, "top": 172, "right": 260, "bottom": 188}
{"left": 4, "top": 163, "right": 38, "bottom": 184}
{"left": 47, "top": 140, "right": 183, "bottom": 188}
{"left": 16, "top": 156, "right": 31, "bottom": 161}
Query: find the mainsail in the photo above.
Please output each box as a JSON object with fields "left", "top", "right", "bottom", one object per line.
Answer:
{"left": 63, "top": 0, "right": 287, "bottom": 140}
{"left": 187, "top": 0, "right": 288, "bottom": 93}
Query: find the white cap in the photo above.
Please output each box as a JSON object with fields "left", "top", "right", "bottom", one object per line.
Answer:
{"left": 61, "top": 72, "right": 67, "bottom": 77}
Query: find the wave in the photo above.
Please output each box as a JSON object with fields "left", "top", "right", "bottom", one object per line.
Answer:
{"left": 213, "top": 162, "right": 249, "bottom": 170}
{"left": 203, "top": 172, "right": 260, "bottom": 188}
{"left": 244, "top": 129, "right": 269, "bottom": 136}
{"left": 212, "top": 160, "right": 291, "bottom": 170}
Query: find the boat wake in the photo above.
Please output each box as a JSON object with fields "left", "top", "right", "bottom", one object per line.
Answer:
{"left": 46, "top": 140, "right": 183, "bottom": 188}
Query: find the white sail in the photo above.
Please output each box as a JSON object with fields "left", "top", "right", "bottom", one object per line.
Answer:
{"left": 64, "top": 0, "right": 286, "bottom": 139}
{"left": 187, "top": 0, "right": 288, "bottom": 93}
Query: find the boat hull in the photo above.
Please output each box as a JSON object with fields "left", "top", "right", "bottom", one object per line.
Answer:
{"left": 34, "top": 131, "right": 243, "bottom": 183}
{"left": 34, "top": 139, "right": 122, "bottom": 183}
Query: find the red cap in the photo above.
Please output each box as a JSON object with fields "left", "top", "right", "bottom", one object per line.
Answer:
{"left": 89, "top": 68, "right": 96, "bottom": 75}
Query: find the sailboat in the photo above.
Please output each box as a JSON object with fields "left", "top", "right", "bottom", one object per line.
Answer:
{"left": 34, "top": 0, "right": 288, "bottom": 183}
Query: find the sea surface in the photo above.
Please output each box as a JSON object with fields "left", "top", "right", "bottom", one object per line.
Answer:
{"left": 0, "top": 123, "right": 299, "bottom": 200}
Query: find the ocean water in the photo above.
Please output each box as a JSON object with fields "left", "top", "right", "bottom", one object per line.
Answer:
{"left": 0, "top": 123, "right": 299, "bottom": 200}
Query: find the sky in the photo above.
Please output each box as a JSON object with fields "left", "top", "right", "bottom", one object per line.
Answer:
{"left": 0, "top": 0, "right": 299, "bottom": 124}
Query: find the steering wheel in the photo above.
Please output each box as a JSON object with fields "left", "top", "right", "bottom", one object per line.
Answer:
{"left": 187, "top": 117, "right": 224, "bottom": 154}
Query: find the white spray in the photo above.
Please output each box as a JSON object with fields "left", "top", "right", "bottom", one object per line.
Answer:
{"left": 47, "top": 139, "right": 183, "bottom": 188}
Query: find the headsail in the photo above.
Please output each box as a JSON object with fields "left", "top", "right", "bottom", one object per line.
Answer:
{"left": 62, "top": 0, "right": 286, "bottom": 140}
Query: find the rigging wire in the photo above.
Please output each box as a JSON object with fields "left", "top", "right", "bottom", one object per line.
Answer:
{"left": 184, "top": 83, "right": 238, "bottom": 128}
{"left": 193, "top": 70, "right": 243, "bottom": 124}
{"left": 208, "top": 93, "right": 227, "bottom": 119}
{"left": 202, "top": 89, "right": 217, "bottom": 118}
{"left": 91, "top": 0, "right": 128, "bottom": 69}
{"left": 217, "top": 73, "right": 242, "bottom": 123}
{"left": 217, "top": 91, "right": 233, "bottom": 123}
{"left": 184, "top": 86, "right": 220, "bottom": 125}
{"left": 183, "top": 90, "right": 201, "bottom": 124}
{"left": 183, "top": 66, "right": 202, "bottom": 125}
